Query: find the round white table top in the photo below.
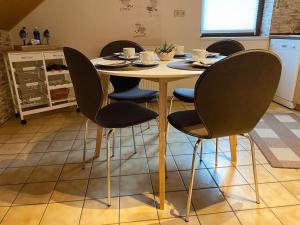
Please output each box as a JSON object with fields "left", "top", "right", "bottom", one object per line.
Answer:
{"left": 91, "top": 58, "right": 203, "bottom": 79}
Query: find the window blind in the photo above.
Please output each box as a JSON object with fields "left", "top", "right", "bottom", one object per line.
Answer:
{"left": 201, "top": 0, "right": 261, "bottom": 36}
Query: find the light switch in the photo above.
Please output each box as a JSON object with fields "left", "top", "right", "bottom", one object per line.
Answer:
{"left": 174, "top": 9, "right": 185, "bottom": 17}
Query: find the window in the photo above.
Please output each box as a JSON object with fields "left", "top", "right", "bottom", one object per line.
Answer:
{"left": 201, "top": 0, "right": 264, "bottom": 37}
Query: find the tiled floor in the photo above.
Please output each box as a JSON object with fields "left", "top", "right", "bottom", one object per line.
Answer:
{"left": 0, "top": 101, "right": 299, "bottom": 225}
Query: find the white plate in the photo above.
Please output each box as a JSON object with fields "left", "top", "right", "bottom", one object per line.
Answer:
{"left": 132, "top": 61, "right": 159, "bottom": 67}
{"left": 207, "top": 52, "right": 220, "bottom": 57}
{"left": 118, "top": 55, "right": 139, "bottom": 60}
{"left": 91, "top": 58, "right": 131, "bottom": 68}
{"left": 192, "top": 62, "right": 210, "bottom": 68}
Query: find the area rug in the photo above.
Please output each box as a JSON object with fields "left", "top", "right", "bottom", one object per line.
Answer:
{"left": 250, "top": 112, "right": 300, "bottom": 169}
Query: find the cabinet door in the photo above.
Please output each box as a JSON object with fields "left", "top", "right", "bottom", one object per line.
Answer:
{"left": 271, "top": 39, "right": 300, "bottom": 102}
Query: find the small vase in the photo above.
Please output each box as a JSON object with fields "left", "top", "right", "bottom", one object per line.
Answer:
{"left": 157, "top": 50, "right": 175, "bottom": 61}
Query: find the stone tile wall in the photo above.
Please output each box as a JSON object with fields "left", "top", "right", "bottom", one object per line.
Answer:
{"left": 270, "top": 0, "right": 300, "bottom": 34}
{"left": 0, "top": 30, "right": 14, "bottom": 125}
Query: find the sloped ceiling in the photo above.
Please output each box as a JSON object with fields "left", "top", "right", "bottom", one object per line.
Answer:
{"left": 0, "top": 0, "right": 44, "bottom": 30}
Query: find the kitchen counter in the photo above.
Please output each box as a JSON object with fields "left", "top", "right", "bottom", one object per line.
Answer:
{"left": 270, "top": 34, "right": 300, "bottom": 40}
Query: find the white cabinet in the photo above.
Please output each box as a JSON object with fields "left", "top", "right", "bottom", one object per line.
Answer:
{"left": 4, "top": 49, "right": 77, "bottom": 124}
{"left": 270, "top": 37, "right": 300, "bottom": 108}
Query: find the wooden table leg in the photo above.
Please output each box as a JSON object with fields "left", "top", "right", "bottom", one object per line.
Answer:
{"left": 95, "top": 74, "right": 110, "bottom": 158}
{"left": 158, "top": 80, "right": 167, "bottom": 210}
{"left": 229, "top": 135, "right": 237, "bottom": 166}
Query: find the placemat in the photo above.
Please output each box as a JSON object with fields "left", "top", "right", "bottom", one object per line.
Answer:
{"left": 95, "top": 64, "right": 159, "bottom": 71}
{"left": 167, "top": 60, "right": 207, "bottom": 71}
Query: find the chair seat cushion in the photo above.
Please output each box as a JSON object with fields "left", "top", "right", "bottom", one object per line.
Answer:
{"left": 173, "top": 88, "right": 194, "bottom": 103}
{"left": 109, "top": 87, "right": 159, "bottom": 103}
{"left": 96, "top": 101, "right": 158, "bottom": 128}
{"left": 168, "top": 110, "right": 209, "bottom": 138}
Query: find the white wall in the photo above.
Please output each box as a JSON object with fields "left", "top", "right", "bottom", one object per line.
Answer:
{"left": 9, "top": 0, "right": 270, "bottom": 94}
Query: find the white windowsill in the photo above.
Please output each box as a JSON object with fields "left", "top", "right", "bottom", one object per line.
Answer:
{"left": 200, "top": 36, "right": 269, "bottom": 41}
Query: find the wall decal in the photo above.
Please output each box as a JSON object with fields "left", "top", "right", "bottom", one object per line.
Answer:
{"left": 134, "top": 23, "right": 147, "bottom": 37}
{"left": 120, "top": 0, "right": 134, "bottom": 11}
{"left": 146, "top": 0, "right": 158, "bottom": 16}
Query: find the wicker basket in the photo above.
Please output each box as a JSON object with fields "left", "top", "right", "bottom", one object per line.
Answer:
{"left": 50, "top": 88, "right": 69, "bottom": 101}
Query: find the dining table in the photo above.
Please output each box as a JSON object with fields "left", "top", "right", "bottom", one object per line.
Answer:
{"left": 93, "top": 57, "right": 238, "bottom": 210}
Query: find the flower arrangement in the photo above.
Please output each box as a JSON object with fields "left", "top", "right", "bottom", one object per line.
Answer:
{"left": 155, "top": 41, "right": 176, "bottom": 61}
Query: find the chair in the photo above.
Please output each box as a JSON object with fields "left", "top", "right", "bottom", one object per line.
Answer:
{"left": 168, "top": 50, "right": 281, "bottom": 221}
{"left": 63, "top": 47, "right": 158, "bottom": 206}
{"left": 100, "top": 40, "right": 159, "bottom": 152}
{"left": 168, "top": 40, "right": 245, "bottom": 155}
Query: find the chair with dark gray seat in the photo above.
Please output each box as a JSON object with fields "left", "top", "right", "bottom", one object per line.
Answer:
{"left": 167, "top": 50, "right": 281, "bottom": 222}
{"left": 168, "top": 39, "right": 245, "bottom": 158}
{"left": 64, "top": 47, "right": 158, "bottom": 206}
{"left": 100, "top": 40, "right": 159, "bottom": 152}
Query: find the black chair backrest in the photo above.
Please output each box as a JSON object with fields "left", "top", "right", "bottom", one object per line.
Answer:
{"left": 63, "top": 47, "right": 103, "bottom": 121}
{"left": 206, "top": 39, "right": 245, "bottom": 56}
{"left": 100, "top": 40, "right": 144, "bottom": 92}
{"left": 194, "top": 50, "right": 281, "bottom": 138}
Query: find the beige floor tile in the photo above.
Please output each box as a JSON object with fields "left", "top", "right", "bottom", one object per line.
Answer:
{"left": 9, "top": 153, "right": 44, "bottom": 167}
{"left": 0, "top": 207, "right": 9, "bottom": 221}
{"left": 0, "top": 143, "right": 26, "bottom": 155}
{"left": 1, "top": 204, "right": 47, "bottom": 225}
{"left": 151, "top": 171, "right": 185, "bottom": 193}
{"left": 30, "top": 132, "right": 55, "bottom": 142}
{"left": 191, "top": 188, "right": 232, "bottom": 215}
{"left": 47, "top": 140, "right": 74, "bottom": 152}
{"left": 71, "top": 139, "right": 96, "bottom": 150}
{"left": 66, "top": 149, "right": 94, "bottom": 164}
{"left": 281, "top": 181, "right": 300, "bottom": 200}
{"left": 13, "top": 182, "right": 55, "bottom": 205}
{"left": 221, "top": 185, "right": 266, "bottom": 211}
{"left": 121, "top": 146, "right": 147, "bottom": 159}
{"left": 263, "top": 164, "right": 300, "bottom": 181}
{"left": 50, "top": 179, "right": 88, "bottom": 202}
{"left": 180, "top": 169, "right": 217, "bottom": 189}
{"left": 27, "top": 165, "right": 63, "bottom": 182}
{"left": 90, "top": 160, "right": 120, "bottom": 178}
{"left": 0, "top": 154, "right": 16, "bottom": 169}
{"left": 272, "top": 205, "right": 300, "bottom": 225}
{"left": 160, "top": 216, "right": 200, "bottom": 225}
{"left": 86, "top": 177, "right": 119, "bottom": 199}
{"left": 208, "top": 167, "right": 248, "bottom": 187}
{"left": 38, "top": 151, "right": 69, "bottom": 165}
{"left": 198, "top": 212, "right": 241, "bottom": 225}
{"left": 6, "top": 134, "right": 35, "bottom": 143}
{"left": 173, "top": 155, "right": 205, "bottom": 171}
{"left": 54, "top": 131, "right": 78, "bottom": 141}
{"left": 148, "top": 156, "right": 177, "bottom": 173}
{"left": 40, "top": 201, "right": 83, "bottom": 225}
{"left": 143, "top": 134, "right": 159, "bottom": 145}
{"left": 121, "top": 220, "right": 159, "bottom": 225}
{"left": 237, "top": 165, "right": 276, "bottom": 184}
{"left": 120, "top": 194, "right": 158, "bottom": 223}
{"left": 236, "top": 208, "right": 282, "bottom": 225}
{"left": 0, "top": 184, "right": 23, "bottom": 207}
{"left": 121, "top": 158, "right": 149, "bottom": 175}
{"left": 60, "top": 163, "right": 91, "bottom": 180}
{"left": 224, "top": 151, "right": 258, "bottom": 166}
{"left": 0, "top": 167, "right": 34, "bottom": 185}
{"left": 155, "top": 191, "right": 196, "bottom": 219}
{"left": 80, "top": 198, "right": 119, "bottom": 225}
{"left": 168, "top": 143, "right": 194, "bottom": 155}
{"left": 256, "top": 182, "right": 299, "bottom": 207}
{"left": 0, "top": 135, "right": 11, "bottom": 144}
{"left": 201, "top": 152, "right": 233, "bottom": 168}
{"left": 38, "top": 124, "right": 62, "bottom": 133}
{"left": 21, "top": 141, "right": 50, "bottom": 153}
{"left": 144, "top": 144, "right": 172, "bottom": 158}
{"left": 167, "top": 133, "right": 190, "bottom": 143}
{"left": 121, "top": 135, "right": 144, "bottom": 147}
{"left": 120, "top": 174, "right": 153, "bottom": 196}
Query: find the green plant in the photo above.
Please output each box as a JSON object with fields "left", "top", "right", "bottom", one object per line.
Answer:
{"left": 155, "top": 41, "right": 176, "bottom": 54}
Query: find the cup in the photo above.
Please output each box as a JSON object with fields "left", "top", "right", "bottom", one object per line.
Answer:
{"left": 140, "top": 51, "right": 155, "bottom": 65}
{"left": 192, "top": 49, "right": 207, "bottom": 62}
{"left": 123, "top": 48, "right": 135, "bottom": 59}
{"left": 176, "top": 45, "right": 185, "bottom": 55}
